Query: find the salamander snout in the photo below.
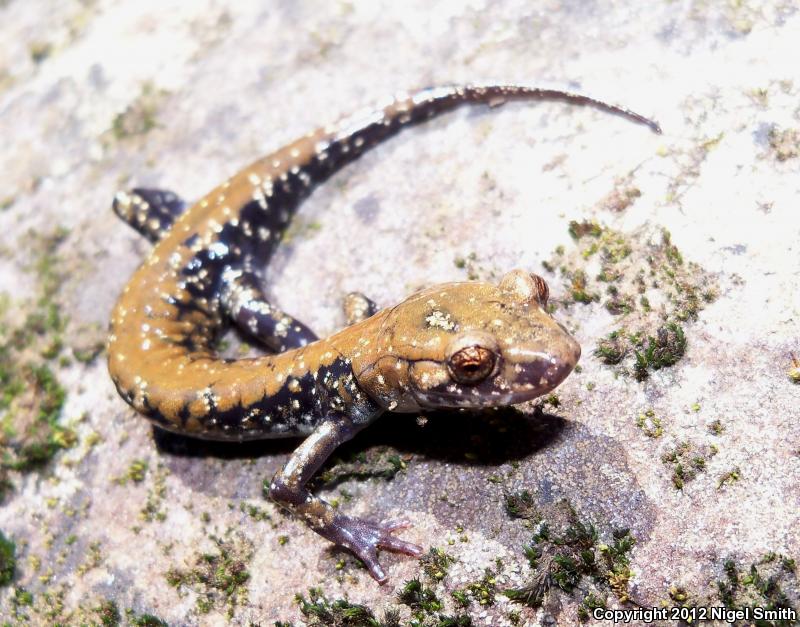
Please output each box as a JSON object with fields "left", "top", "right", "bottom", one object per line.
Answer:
{"left": 493, "top": 269, "right": 581, "bottom": 401}
{"left": 500, "top": 326, "right": 581, "bottom": 399}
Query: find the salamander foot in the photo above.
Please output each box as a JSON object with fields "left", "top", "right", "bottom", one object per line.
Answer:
{"left": 323, "top": 514, "right": 422, "bottom": 583}
{"left": 343, "top": 292, "right": 378, "bottom": 325}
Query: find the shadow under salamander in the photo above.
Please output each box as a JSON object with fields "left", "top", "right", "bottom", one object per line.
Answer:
{"left": 152, "top": 405, "right": 567, "bottom": 467}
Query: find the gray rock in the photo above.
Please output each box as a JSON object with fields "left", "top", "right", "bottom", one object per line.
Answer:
{"left": 0, "top": 1, "right": 798, "bottom": 625}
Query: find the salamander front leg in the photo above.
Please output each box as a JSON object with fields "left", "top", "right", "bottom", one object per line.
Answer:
{"left": 343, "top": 292, "right": 378, "bottom": 326}
{"left": 221, "top": 272, "right": 318, "bottom": 352}
{"left": 268, "top": 416, "right": 422, "bottom": 582}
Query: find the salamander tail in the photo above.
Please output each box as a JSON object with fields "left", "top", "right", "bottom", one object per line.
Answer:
{"left": 402, "top": 84, "right": 662, "bottom": 134}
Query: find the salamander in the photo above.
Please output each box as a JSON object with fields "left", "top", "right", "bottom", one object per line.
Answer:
{"left": 107, "top": 84, "right": 659, "bottom": 582}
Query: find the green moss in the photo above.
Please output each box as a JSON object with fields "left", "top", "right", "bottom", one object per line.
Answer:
{"left": 661, "top": 440, "right": 716, "bottom": 490}
{"left": 594, "top": 331, "right": 628, "bottom": 365}
{"left": 0, "top": 229, "right": 77, "bottom": 497}
{"left": 452, "top": 589, "right": 469, "bottom": 607}
{"left": 139, "top": 463, "right": 168, "bottom": 522}
{"left": 116, "top": 459, "right": 148, "bottom": 484}
{"left": 295, "top": 587, "right": 398, "bottom": 626}
{"left": 420, "top": 547, "right": 455, "bottom": 581}
{"left": 568, "top": 220, "right": 603, "bottom": 240}
{"left": 568, "top": 269, "right": 600, "bottom": 304}
{"left": 504, "top": 490, "right": 540, "bottom": 522}
{"left": 632, "top": 323, "right": 686, "bottom": 381}
{"left": 504, "top": 501, "right": 637, "bottom": 609}
{"left": 72, "top": 340, "right": 105, "bottom": 364}
{"left": 94, "top": 599, "right": 121, "bottom": 626}
{"left": 544, "top": 224, "right": 715, "bottom": 379}
{"left": 789, "top": 354, "right": 800, "bottom": 384}
{"left": 126, "top": 610, "right": 169, "bottom": 627}
{"left": 29, "top": 41, "right": 53, "bottom": 64}
{"left": 0, "top": 530, "right": 16, "bottom": 586}
{"left": 240, "top": 501, "right": 273, "bottom": 524}
{"left": 605, "top": 292, "right": 635, "bottom": 315}
{"left": 717, "top": 467, "right": 741, "bottom": 490}
{"left": 1, "top": 364, "right": 74, "bottom": 473}
{"left": 452, "top": 252, "right": 480, "bottom": 280}
{"left": 10, "top": 586, "right": 34, "bottom": 622}
{"left": 668, "top": 584, "right": 689, "bottom": 605}
{"left": 453, "top": 254, "right": 470, "bottom": 269}
{"left": 77, "top": 541, "right": 104, "bottom": 576}
{"left": 577, "top": 592, "right": 607, "bottom": 622}
{"left": 111, "top": 82, "right": 163, "bottom": 139}
{"left": 768, "top": 127, "right": 800, "bottom": 161}
{"left": 635, "top": 409, "right": 663, "bottom": 438}
{"left": 399, "top": 578, "right": 442, "bottom": 614}
{"left": 460, "top": 568, "right": 497, "bottom": 607}
{"left": 165, "top": 534, "right": 252, "bottom": 618}
{"left": 715, "top": 554, "right": 798, "bottom": 623}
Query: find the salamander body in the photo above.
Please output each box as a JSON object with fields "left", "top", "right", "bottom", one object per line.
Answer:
{"left": 108, "top": 84, "right": 658, "bottom": 581}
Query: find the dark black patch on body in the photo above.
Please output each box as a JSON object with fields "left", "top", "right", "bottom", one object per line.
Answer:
{"left": 183, "top": 357, "right": 380, "bottom": 441}
{"left": 178, "top": 403, "right": 192, "bottom": 428}
{"left": 144, "top": 405, "right": 173, "bottom": 429}
{"left": 183, "top": 233, "right": 200, "bottom": 248}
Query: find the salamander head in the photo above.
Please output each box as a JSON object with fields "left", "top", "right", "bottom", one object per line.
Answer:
{"left": 351, "top": 269, "right": 581, "bottom": 412}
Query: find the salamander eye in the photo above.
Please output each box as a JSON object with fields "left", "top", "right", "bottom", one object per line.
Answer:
{"left": 448, "top": 345, "right": 496, "bottom": 385}
{"left": 531, "top": 273, "right": 549, "bottom": 306}
{"left": 499, "top": 269, "right": 549, "bottom": 306}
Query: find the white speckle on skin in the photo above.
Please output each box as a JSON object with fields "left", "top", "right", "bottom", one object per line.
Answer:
{"left": 425, "top": 310, "right": 456, "bottom": 330}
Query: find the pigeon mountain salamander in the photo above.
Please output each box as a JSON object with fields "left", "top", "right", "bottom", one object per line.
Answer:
{"left": 107, "top": 83, "right": 659, "bottom": 582}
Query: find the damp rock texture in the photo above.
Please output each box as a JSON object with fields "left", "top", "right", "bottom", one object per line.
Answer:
{"left": 1, "top": 1, "right": 798, "bottom": 625}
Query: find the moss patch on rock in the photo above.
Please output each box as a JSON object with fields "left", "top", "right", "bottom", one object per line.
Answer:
{"left": 0, "top": 229, "right": 79, "bottom": 500}
{"left": 165, "top": 533, "right": 253, "bottom": 618}
{"left": 503, "top": 500, "right": 636, "bottom": 618}
{"left": 542, "top": 222, "right": 717, "bottom": 380}
{"left": 0, "top": 530, "right": 17, "bottom": 586}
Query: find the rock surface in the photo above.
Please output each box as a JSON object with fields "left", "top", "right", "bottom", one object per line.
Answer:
{"left": 0, "top": 1, "right": 798, "bottom": 625}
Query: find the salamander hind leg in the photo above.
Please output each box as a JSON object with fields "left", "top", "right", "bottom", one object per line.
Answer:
{"left": 112, "top": 188, "right": 188, "bottom": 243}
{"left": 221, "top": 272, "right": 318, "bottom": 352}
{"left": 268, "top": 415, "right": 422, "bottom": 583}
{"left": 343, "top": 292, "right": 378, "bottom": 326}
